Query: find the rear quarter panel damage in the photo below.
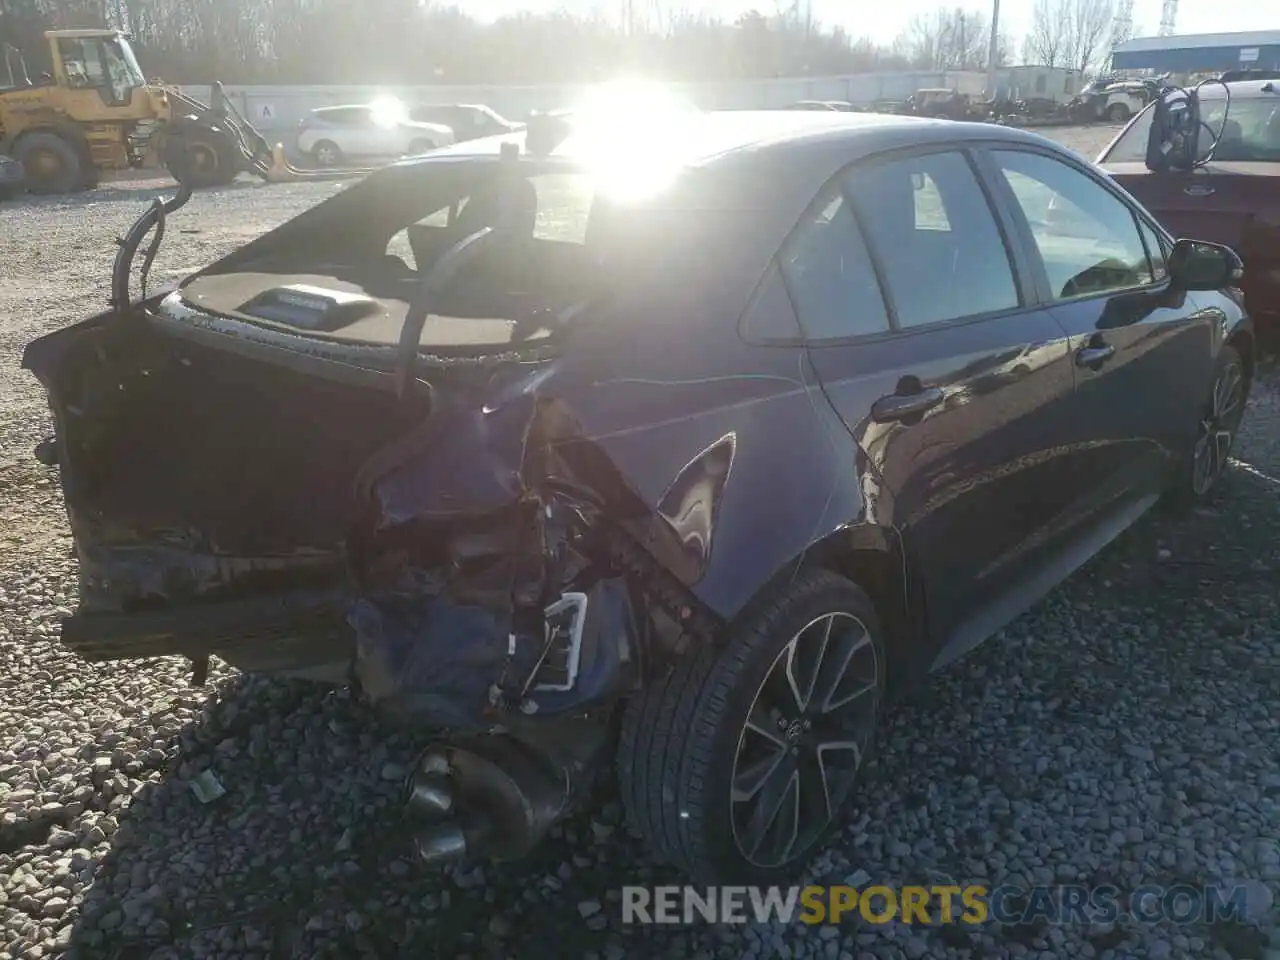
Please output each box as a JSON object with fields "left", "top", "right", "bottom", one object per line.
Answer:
{"left": 351, "top": 339, "right": 882, "bottom": 726}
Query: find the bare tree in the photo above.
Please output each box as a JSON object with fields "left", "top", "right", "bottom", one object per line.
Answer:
{"left": 1066, "top": 0, "right": 1115, "bottom": 74}
{"left": 1024, "top": 0, "right": 1071, "bottom": 67}
{"left": 896, "top": 6, "right": 990, "bottom": 71}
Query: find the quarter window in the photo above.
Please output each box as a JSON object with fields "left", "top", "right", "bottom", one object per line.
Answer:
{"left": 778, "top": 184, "right": 890, "bottom": 341}
{"left": 845, "top": 151, "right": 1019, "bottom": 329}
{"left": 993, "top": 150, "right": 1155, "bottom": 300}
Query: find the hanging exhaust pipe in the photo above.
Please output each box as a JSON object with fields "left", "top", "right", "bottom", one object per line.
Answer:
{"left": 402, "top": 735, "right": 576, "bottom": 867}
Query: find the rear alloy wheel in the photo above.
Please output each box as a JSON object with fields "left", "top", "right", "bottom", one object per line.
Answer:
{"left": 311, "top": 140, "right": 342, "bottom": 168}
{"left": 1189, "top": 345, "right": 1247, "bottom": 498}
{"left": 14, "top": 132, "right": 84, "bottom": 195}
{"left": 618, "top": 569, "right": 885, "bottom": 884}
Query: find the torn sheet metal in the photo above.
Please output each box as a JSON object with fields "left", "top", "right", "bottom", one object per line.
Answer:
{"left": 350, "top": 575, "right": 639, "bottom": 729}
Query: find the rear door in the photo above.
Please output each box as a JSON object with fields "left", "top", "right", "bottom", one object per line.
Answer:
{"left": 793, "top": 147, "right": 1080, "bottom": 650}
{"left": 985, "top": 145, "right": 1217, "bottom": 507}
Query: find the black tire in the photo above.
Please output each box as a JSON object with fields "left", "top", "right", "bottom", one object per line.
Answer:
{"left": 618, "top": 568, "right": 887, "bottom": 884}
{"left": 1165, "top": 343, "right": 1249, "bottom": 508}
{"left": 13, "top": 132, "right": 85, "bottom": 195}
{"left": 164, "top": 130, "right": 238, "bottom": 188}
{"left": 1106, "top": 102, "right": 1132, "bottom": 123}
{"left": 311, "top": 140, "right": 343, "bottom": 168}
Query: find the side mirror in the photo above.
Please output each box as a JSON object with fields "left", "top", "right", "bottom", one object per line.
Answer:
{"left": 1168, "top": 238, "right": 1243, "bottom": 291}
{"left": 1146, "top": 87, "right": 1200, "bottom": 172}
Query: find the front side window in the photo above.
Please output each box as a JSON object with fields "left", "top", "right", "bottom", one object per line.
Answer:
{"left": 993, "top": 149, "right": 1154, "bottom": 300}
{"left": 777, "top": 184, "right": 890, "bottom": 341}
{"left": 57, "top": 38, "right": 140, "bottom": 105}
{"left": 846, "top": 150, "right": 1019, "bottom": 328}
{"left": 58, "top": 40, "right": 103, "bottom": 91}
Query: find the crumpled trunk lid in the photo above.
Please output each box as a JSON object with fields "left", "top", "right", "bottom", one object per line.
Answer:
{"left": 22, "top": 302, "right": 445, "bottom": 672}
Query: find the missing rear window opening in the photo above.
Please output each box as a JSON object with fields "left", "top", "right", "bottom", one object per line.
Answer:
{"left": 388, "top": 172, "right": 596, "bottom": 272}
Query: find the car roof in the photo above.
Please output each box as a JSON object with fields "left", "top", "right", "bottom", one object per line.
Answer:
{"left": 1195, "top": 79, "right": 1280, "bottom": 101}
{"left": 404, "top": 109, "right": 1065, "bottom": 173}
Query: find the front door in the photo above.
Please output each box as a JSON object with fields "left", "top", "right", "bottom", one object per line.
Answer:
{"left": 788, "top": 147, "right": 1081, "bottom": 649}
{"left": 985, "top": 146, "right": 1218, "bottom": 509}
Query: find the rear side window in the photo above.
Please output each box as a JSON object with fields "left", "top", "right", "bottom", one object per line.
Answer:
{"left": 846, "top": 151, "right": 1019, "bottom": 329}
{"left": 777, "top": 185, "right": 890, "bottom": 341}
{"left": 317, "top": 107, "right": 372, "bottom": 127}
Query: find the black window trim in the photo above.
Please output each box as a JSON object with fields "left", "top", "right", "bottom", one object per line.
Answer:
{"left": 766, "top": 142, "right": 1037, "bottom": 349}
{"left": 738, "top": 260, "right": 807, "bottom": 347}
{"left": 977, "top": 142, "right": 1175, "bottom": 308}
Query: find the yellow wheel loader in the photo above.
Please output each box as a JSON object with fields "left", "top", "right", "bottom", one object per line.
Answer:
{"left": 0, "top": 29, "right": 371, "bottom": 195}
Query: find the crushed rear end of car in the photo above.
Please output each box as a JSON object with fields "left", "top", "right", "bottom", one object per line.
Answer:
{"left": 23, "top": 136, "right": 722, "bottom": 867}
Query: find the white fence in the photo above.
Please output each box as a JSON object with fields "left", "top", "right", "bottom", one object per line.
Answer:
{"left": 180, "top": 67, "right": 1078, "bottom": 158}
{"left": 181, "top": 72, "right": 953, "bottom": 142}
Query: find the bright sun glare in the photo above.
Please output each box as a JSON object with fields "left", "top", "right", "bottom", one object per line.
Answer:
{"left": 571, "top": 80, "right": 694, "bottom": 203}
{"left": 369, "top": 96, "right": 407, "bottom": 127}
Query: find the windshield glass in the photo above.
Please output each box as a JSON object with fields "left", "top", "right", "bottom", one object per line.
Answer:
{"left": 110, "top": 37, "right": 145, "bottom": 89}
{"left": 1102, "top": 94, "right": 1280, "bottom": 164}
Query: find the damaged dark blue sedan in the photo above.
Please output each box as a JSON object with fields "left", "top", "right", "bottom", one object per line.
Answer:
{"left": 22, "top": 109, "right": 1253, "bottom": 885}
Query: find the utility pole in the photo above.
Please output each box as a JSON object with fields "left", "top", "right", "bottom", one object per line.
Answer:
{"left": 985, "top": 0, "right": 1001, "bottom": 98}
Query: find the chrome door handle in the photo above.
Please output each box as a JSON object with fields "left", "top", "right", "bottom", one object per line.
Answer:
{"left": 871, "top": 387, "right": 944, "bottom": 423}
{"left": 1076, "top": 343, "right": 1116, "bottom": 368}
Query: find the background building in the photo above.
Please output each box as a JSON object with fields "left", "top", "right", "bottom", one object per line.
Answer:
{"left": 1112, "top": 30, "right": 1280, "bottom": 74}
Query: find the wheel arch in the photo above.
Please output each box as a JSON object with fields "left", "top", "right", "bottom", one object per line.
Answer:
{"left": 717, "top": 521, "right": 928, "bottom": 692}
{"left": 1227, "top": 327, "right": 1255, "bottom": 385}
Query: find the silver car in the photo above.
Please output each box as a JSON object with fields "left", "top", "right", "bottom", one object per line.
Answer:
{"left": 295, "top": 104, "right": 455, "bottom": 167}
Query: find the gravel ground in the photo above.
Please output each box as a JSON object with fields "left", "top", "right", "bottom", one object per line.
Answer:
{"left": 1, "top": 124, "right": 1278, "bottom": 960}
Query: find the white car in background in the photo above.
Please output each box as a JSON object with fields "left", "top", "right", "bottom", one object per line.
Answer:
{"left": 295, "top": 102, "right": 455, "bottom": 167}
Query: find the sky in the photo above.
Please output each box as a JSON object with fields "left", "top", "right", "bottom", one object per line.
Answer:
{"left": 465, "top": 0, "right": 1275, "bottom": 50}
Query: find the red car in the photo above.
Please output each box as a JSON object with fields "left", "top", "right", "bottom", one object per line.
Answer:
{"left": 1098, "top": 78, "right": 1280, "bottom": 344}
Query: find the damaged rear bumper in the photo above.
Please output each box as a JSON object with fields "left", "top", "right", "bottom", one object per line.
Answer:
{"left": 59, "top": 586, "right": 353, "bottom": 678}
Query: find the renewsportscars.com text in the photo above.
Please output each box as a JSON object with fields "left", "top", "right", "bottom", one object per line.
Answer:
{"left": 620, "top": 884, "right": 1258, "bottom": 926}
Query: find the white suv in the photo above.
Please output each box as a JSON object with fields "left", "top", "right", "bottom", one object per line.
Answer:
{"left": 296, "top": 104, "right": 455, "bottom": 167}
